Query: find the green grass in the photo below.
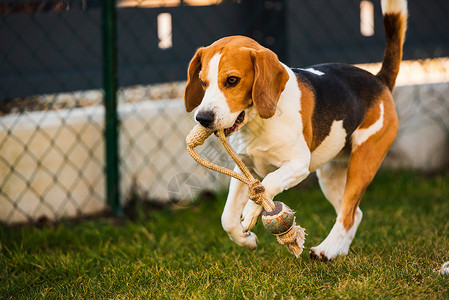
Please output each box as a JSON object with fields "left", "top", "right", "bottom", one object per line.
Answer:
{"left": 1, "top": 171, "right": 449, "bottom": 299}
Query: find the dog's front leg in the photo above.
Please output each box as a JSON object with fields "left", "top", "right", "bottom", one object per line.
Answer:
{"left": 221, "top": 167, "right": 258, "bottom": 250}
{"left": 241, "top": 159, "right": 310, "bottom": 232}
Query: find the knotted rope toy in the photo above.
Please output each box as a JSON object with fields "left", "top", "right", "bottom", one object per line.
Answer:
{"left": 186, "top": 124, "right": 305, "bottom": 257}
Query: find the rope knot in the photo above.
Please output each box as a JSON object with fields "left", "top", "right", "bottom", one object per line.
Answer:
{"left": 276, "top": 225, "right": 306, "bottom": 257}
{"left": 249, "top": 180, "right": 265, "bottom": 205}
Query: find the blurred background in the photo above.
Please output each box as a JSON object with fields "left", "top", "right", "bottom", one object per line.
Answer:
{"left": 1, "top": 0, "right": 448, "bottom": 225}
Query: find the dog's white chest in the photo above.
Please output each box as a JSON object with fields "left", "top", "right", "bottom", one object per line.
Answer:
{"left": 232, "top": 134, "right": 285, "bottom": 178}
{"left": 248, "top": 147, "right": 284, "bottom": 178}
{"left": 309, "top": 120, "right": 348, "bottom": 171}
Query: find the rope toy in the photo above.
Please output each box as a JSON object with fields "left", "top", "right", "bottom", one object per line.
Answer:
{"left": 186, "top": 124, "right": 306, "bottom": 257}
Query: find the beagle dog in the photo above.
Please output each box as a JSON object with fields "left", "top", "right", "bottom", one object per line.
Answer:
{"left": 184, "top": 0, "right": 407, "bottom": 261}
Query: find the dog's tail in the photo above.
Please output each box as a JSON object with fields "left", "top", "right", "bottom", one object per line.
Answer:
{"left": 376, "top": 0, "right": 408, "bottom": 91}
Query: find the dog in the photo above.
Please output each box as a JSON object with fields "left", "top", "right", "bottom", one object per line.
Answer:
{"left": 184, "top": 0, "right": 407, "bottom": 261}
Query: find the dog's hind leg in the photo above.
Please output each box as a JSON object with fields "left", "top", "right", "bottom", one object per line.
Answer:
{"left": 316, "top": 160, "right": 348, "bottom": 214}
{"left": 310, "top": 96, "right": 398, "bottom": 261}
{"left": 311, "top": 160, "right": 361, "bottom": 261}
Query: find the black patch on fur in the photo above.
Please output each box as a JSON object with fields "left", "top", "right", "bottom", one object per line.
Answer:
{"left": 292, "top": 63, "right": 385, "bottom": 146}
{"left": 377, "top": 13, "right": 404, "bottom": 91}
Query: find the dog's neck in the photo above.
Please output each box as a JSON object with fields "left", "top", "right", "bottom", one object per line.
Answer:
{"left": 244, "top": 64, "right": 303, "bottom": 135}
{"left": 234, "top": 64, "right": 304, "bottom": 153}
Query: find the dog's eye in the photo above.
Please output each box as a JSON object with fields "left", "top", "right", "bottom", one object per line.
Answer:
{"left": 199, "top": 78, "right": 206, "bottom": 87}
{"left": 226, "top": 76, "right": 240, "bottom": 87}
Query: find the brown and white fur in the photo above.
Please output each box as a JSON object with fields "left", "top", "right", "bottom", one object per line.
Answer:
{"left": 184, "top": 0, "right": 407, "bottom": 261}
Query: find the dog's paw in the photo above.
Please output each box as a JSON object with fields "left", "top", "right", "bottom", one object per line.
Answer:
{"left": 309, "top": 247, "right": 331, "bottom": 261}
{"left": 309, "top": 244, "right": 346, "bottom": 261}
{"left": 228, "top": 231, "right": 258, "bottom": 250}
{"left": 309, "top": 225, "right": 352, "bottom": 261}
{"left": 241, "top": 200, "right": 263, "bottom": 232}
{"left": 310, "top": 209, "right": 363, "bottom": 261}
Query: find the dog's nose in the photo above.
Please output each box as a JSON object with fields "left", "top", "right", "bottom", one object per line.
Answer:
{"left": 196, "top": 111, "right": 215, "bottom": 128}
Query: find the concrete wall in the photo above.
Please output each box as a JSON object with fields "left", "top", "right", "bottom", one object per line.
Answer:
{"left": 0, "top": 107, "right": 106, "bottom": 224}
{"left": 384, "top": 83, "right": 449, "bottom": 171}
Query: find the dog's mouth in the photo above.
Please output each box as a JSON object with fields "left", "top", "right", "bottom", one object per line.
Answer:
{"left": 224, "top": 111, "right": 245, "bottom": 137}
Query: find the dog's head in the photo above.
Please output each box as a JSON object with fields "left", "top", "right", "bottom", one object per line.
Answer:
{"left": 184, "top": 36, "right": 289, "bottom": 136}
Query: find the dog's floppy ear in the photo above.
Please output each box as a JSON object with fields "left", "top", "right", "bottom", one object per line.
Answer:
{"left": 250, "top": 49, "right": 289, "bottom": 118}
{"left": 184, "top": 48, "right": 205, "bottom": 112}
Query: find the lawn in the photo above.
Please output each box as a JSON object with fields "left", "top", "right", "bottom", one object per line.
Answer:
{"left": 1, "top": 171, "right": 448, "bottom": 299}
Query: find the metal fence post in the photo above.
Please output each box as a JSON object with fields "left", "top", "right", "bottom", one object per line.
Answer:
{"left": 102, "top": 0, "right": 121, "bottom": 216}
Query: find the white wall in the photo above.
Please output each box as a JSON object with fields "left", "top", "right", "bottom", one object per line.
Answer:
{"left": 384, "top": 83, "right": 449, "bottom": 170}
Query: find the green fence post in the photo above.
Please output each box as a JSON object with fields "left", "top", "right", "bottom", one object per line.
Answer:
{"left": 103, "top": 0, "right": 121, "bottom": 216}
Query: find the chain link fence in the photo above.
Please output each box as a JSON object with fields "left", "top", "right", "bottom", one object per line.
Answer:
{"left": 1, "top": 0, "right": 448, "bottom": 225}
{"left": 0, "top": 0, "right": 106, "bottom": 224}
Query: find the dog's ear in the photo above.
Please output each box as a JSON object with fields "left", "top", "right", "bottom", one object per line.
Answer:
{"left": 250, "top": 49, "right": 289, "bottom": 119}
{"left": 184, "top": 48, "right": 205, "bottom": 112}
